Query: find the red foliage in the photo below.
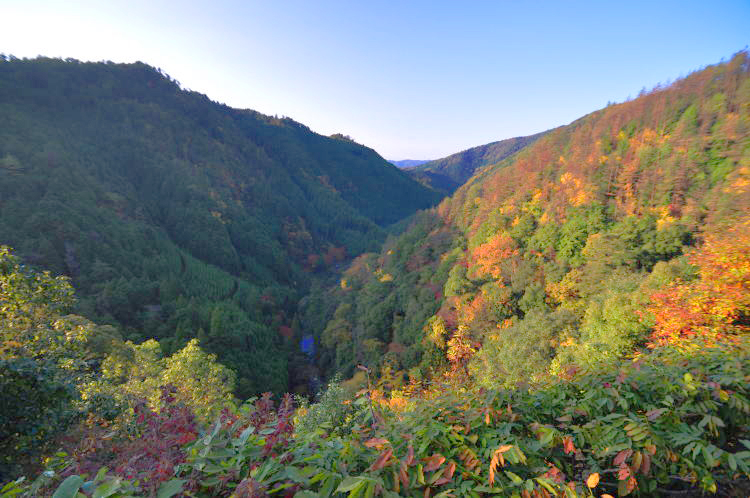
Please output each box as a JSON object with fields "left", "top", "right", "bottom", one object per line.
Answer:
{"left": 64, "top": 386, "right": 198, "bottom": 495}
{"left": 323, "top": 246, "right": 346, "bottom": 266}
{"left": 305, "top": 253, "right": 321, "bottom": 270}
{"left": 278, "top": 325, "right": 293, "bottom": 339}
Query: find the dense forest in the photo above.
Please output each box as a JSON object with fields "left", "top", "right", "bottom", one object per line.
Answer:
{"left": 310, "top": 51, "right": 750, "bottom": 387}
{"left": 0, "top": 56, "right": 441, "bottom": 397}
{"left": 1, "top": 52, "right": 750, "bottom": 497}
{"left": 403, "top": 133, "right": 547, "bottom": 195}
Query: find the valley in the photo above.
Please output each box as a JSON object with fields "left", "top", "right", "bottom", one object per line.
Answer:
{"left": 1, "top": 51, "right": 749, "bottom": 497}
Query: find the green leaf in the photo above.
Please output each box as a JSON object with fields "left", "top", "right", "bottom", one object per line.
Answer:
{"left": 1, "top": 478, "right": 25, "bottom": 493}
{"left": 156, "top": 479, "right": 186, "bottom": 498}
{"left": 348, "top": 480, "right": 367, "bottom": 498}
{"left": 473, "top": 485, "right": 503, "bottom": 493}
{"left": 269, "top": 483, "right": 295, "bottom": 494}
{"left": 364, "top": 481, "right": 375, "bottom": 498}
{"left": 727, "top": 453, "right": 738, "bottom": 471}
{"left": 534, "top": 477, "right": 557, "bottom": 493}
{"left": 94, "top": 466, "right": 109, "bottom": 483}
{"left": 285, "top": 466, "right": 310, "bottom": 485}
{"left": 92, "top": 479, "right": 122, "bottom": 498}
{"left": 320, "top": 476, "right": 336, "bottom": 497}
{"left": 52, "top": 476, "right": 84, "bottom": 498}
{"left": 335, "top": 477, "right": 364, "bottom": 493}
{"left": 504, "top": 471, "right": 523, "bottom": 484}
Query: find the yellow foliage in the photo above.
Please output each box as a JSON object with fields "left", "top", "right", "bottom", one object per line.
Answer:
{"left": 656, "top": 214, "right": 677, "bottom": 230}
{"left": 641, "top": 128, "right": 657, "bottom": 142}
{"left": 570, "top": 188, "right": 591, "bottom": 207}
{"left": 545, "top": 269, "right": 582, "bottom": 308}
{"left": 730, "top": 176, "right": 750, "bottom": 193}
{"left": 341, "top": 370, "right": 367, "bottom": 392}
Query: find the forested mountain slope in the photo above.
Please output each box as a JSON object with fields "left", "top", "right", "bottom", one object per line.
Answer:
{"left": 3, "top": 52, "right": 750, "bottom": 498}
{"left": 312, "top": 51, "right": 750, "bottom": 384}
{"left": 0, "top": 56, "right": 440, "bottom": 396}
{"left": 404, "top": 131, "right": 546, "bottom": 194}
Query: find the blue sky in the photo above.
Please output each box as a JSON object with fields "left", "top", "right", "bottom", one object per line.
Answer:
{"left": 2, "top": 1, "right": 749, "bottom": 159}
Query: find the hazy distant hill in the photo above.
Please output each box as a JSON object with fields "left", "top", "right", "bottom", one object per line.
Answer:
{"left": 0, "top": 56, "right": 440, "bottom": 395}
{"left": 389, "top": 159, "right": 431, "bottom": 168}
{"left": 405, "top": 132, "right": 547, "bottom": 194}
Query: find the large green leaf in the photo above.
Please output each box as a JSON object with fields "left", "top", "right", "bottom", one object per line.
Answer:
{"left": 52, "top": 476, "right": 84, "bottom": 498}
{"left": 156, "top": 479, "right": 186, "bottom": 498}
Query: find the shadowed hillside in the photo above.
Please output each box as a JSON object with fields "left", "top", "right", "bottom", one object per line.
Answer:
{"left": 0, "top": 56, "right": 440, "bottom": 396}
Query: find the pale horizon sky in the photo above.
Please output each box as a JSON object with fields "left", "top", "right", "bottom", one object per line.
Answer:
{"left": 2, "top": 1, "right": 749, "bottom": 159}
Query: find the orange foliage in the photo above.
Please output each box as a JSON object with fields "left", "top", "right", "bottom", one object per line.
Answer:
{"left": 648, "top": 216, "right": 750, "bottom": 345}
{"left": 459, "top": 293, "right": 486, "bottom": 324}
{"left": 470, "top": 233, "right": 518, "bottom": 279}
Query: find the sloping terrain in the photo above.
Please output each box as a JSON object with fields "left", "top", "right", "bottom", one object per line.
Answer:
{"left": 0, "top": 57, "right": 440, "bottom": 395}
{"left": 312, "top": 51, "right": 750, "bottom": 382}
{"left": 405, "top": 131, "right": 546, "bottom": 194}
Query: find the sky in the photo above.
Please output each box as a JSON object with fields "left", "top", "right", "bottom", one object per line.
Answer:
{"left": 2, "top": 1, "right": 749, "bottom": 160}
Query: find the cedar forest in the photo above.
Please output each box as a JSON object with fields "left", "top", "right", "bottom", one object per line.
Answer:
{"left": 0, "top": 51, "right": 749, "bottom": 497}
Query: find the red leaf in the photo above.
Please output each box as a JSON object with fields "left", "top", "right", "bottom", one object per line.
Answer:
{"left": 627, "top": 476, "right": 638, "bottom": 492}
{"left": 641, "top": 453, "right": 651, "bottom": 476}
{"left": 618, "top": 463, "right": 631, "bottom": 481}
{"left": 423, "top": 453, "right": 446, "bottom": 472}
{"left": 444, "top": 461, "right": 456, "bottom": 479}
{"left": 614, "top": 449, "right": 633, "bottom": 466}
{"left": 364, "top": 437, "right": 389, "bottom": 449}
{"left": 399, "top": 460, "right": 409, "bottom": 488}
{"left": 370, "top": 449, "right": 393, "bottom": 471}
{"left": 406, "top": 443, "right": 415, "bottom": 466}
{"left": 646, "top": 408, "right": 666, "bottom": 421}
{"left": 562, "top": 436, "right": 576, "bottom": 455}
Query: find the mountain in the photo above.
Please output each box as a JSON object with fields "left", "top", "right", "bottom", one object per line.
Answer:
{"left": 389, "top": 159, "right": 431, "bottom": 168}
{"left": 4, "top": 52, "right": 750, "bottom": 498}
{"left": 0, "top": 56, "right": 440, "bottom": 396}
{"left": 310, "top": 51, "right": 750, "bottom": 382}
{"left": 404, "top": 132, "right": 547, "bottom": 194}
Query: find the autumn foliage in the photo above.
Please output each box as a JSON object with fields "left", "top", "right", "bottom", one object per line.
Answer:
{"left": 649, "top": 216, "right": 750, "bottom": 345}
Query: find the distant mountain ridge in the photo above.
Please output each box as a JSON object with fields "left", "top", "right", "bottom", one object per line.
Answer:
{"left": 389, "top": 159, "right": 431, "bottom": 168}
{"left": 404, "top": 132, "right": 547, "bottom": 194}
